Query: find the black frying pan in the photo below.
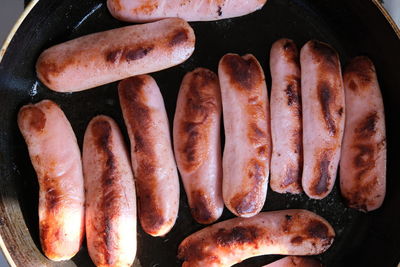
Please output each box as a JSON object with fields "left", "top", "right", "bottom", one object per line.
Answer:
{"left": 1, "top": 0, "right": 399, "bottom": 266}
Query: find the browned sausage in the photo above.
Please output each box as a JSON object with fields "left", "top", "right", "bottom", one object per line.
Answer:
{"left": 18, "top": 100, "right": 84, "bottom": 261}
{"left": 173, "top": 68, "right": 224, "bottom": 224}
{"left": 340, "top": 56, "right": 386, "bottom": 212}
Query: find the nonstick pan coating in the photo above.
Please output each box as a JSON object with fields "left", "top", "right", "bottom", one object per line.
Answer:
{"left": 0, "top": 0, "right": 399, "bottom": 266}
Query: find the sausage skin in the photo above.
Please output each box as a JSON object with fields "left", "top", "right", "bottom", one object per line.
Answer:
{"left": 17, "top": 100, "right": 84, "bottom": 261}
{"left": 263, "top": 256, "right": 321, "bottom": 267}
{"left": 300, "top": 40, "right": 345, "bottom": 199}
{"left": 269, "top": 39, "right": 303, "bottom": 194}
{"left": 36, "top": 18, "right": 195, "bottom": 92}
{"left": 178, "top": 209, "right": 335, "bottom": 267}
{"left": 340, "top": 56, "right": 386, "bottom": 212}
{"left": 118, "top": 75, "right": 179, "bottom": 236}
{"left": 83, "top": 115, "right": 137, "bottom": 267}
{"left": 107, "top": 0, "right": 267, "bottom": 22}
{"left": 218, "top": 53, "right": 271, "bottom": 217}
{"left": 173, "top": 68, "right": 223, "bottom": 224}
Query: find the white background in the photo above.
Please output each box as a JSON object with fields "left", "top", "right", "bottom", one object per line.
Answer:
{"left": 0, "top": 0, "right": 399, "bottom": 266}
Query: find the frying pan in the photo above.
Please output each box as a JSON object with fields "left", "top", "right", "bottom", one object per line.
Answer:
{"left": 0, "top": 0, "right": 399, "bottom": 266}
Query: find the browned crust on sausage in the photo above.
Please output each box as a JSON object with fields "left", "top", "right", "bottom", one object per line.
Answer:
{"left": 105, "top": 44, "right": 155, "bottom": 64}
{"left": 130, "top": 0, "right": 158, "bottom": 15}
{"left": 169, "top": 28, "right": 189, "bottom": 47}
{"left": 190, "top": 190, "right": 215, "bottom": 224}
{"left": 178, "top": 69, "right": 219, "bottom": 172}
{"left": 355, "top": 111, "right": 378, "bottom": 139}
{"left": 282, "top": 39, "right": 300, "bottom": 64}
{"left": 318, "top": 81, "right": 338, "bottom": 136}
{"left": 178, "top": 212, "right": 334, "bottom": 265}
{"left": 344, "top": 56, "right": 375, "bottom": 90}
{"left": 310, "top": 151, "right": 332, "bottom": 196}
{"left": 220, "top": 54, "right": 264, "bottom": 92}
{"left": 282, "top": 166, "right": 302, "bottom": 189}
{"left": 18, "top": 106, "right": 47, "bottom": 132}
{"left": 118, "top": 76, "right": 165, "bottom": 235}
{"left": 308, "top": 40, "right": 339, "bottom": 69}
{"left": 229, "top": 159, "right": 266, "bottom": 215}
{"left": 109, "top": 0, "right": 122, "bottom": 11}
{"left": 91, "top": 119, "right": 122, "bottom": 265}
{"left": 285, "top": 75, "right": 301, "bottom": 109}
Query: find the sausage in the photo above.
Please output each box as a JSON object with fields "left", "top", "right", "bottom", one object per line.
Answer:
{"left": 36, "top": 18, "right": 195, "bottom": 92}
{"left": 173, "top": 68, "right": 223, "bottom": 224}
{"left": 83, "top": 115, "right": 137, "bottom": 267}
{"left": 218, "top": 53, "right": 271, "bottom": 217}
{"left": 340, "top": 56, "right": 386, "bottom": 212}
{"left": 178, "top": 209, "right": 335, "bottom": 267}
{"left": 17, "top": 100, "right": 84, "bottom": 261}
{"left": 107, "top": 0, "right": 267, "bottom": 22}
{"left": 269, "top": 39, "right": 303, "bottom": 194}
{"left": 300, "top": 40, "right": 345, "bottom": 199}
{"left": 118, "top": 75, "right": 179, "bottom": 236}
{"left": 263, "top": 256, "right": 321, "bottom": 267}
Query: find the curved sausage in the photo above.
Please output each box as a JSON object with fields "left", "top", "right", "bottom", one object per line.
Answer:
{"left": 218, "top": 53, "right": 271, "bottom": 217}
{"left": 118, "top": 75, "right": 179, "bottom": 236}
{"left": 107, "top": 0, "right": 267, "bottom": 22}
{"left": 17, "top": 100, "right": 84, "bottom": 261}
{"left": 263, "top": 256, "right": 321, "bottom": 267}
{"left": 36, "top": 18, "right": 195, "bottom": 92}
{"left": 178, "top": 209, "right": 335, "bottom": 267}
{"left": 300, "top": 40, "right": 345, "bottom": 199}
{"left": 83, "top": 115, "right": 137, "bottom": 267}
{"left": 269, "top": 39, "right": 303, "bottom": 194}
{"left": 173, "top": 68, "right": 223, "bottom": 224}
{"left": 340, "top": 56, "right": 386, "bottom": 212}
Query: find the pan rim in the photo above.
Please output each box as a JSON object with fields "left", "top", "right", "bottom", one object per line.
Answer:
{"left": 0, "top": 0, "right": 399, "bottom": 266}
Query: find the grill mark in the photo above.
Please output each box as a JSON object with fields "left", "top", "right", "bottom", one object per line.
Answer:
{"left": 169, "top": 28, "right": 189, "bottom": 47}
{"left": 355, "top": 112, "right": 378, "bottom": 139}
{"left": 318, "top": 81, "right": 336, "bottom": 136}
{"left": 179, "top": 69, "right": 219, "bottom": 172}
{"left": 221, "top": 54, "right": 263, "bottom": 91}
{"left": 311, "top": 152, "right": 331, "bottom": 195}
{"left": 190, "top": 190, "right": 214, "bottom": 224}
{"left": 215, "top": 226, "right": 262, "bottom": 248}
{"left": 246, "top": 101, "right": 268, "bottom": 146}
{"left": 92, "top": 119, "right": 121, "bottom": 265}
{"left": 230, "top": 159, "right": 266, "bottom": 215}
{"left": 178, "top": 238, "right": 221, "bottom": 265}
{"left": 125, "top": 46, "right": 154, "bottom": 62}
{"left": 118, "top": 76, "right": 165, "bottom": 235}
{"left": 37, "top": 55, "right": 78, "bottom": 84}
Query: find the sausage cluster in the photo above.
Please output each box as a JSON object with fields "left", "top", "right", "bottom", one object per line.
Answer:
{"left": 18, "top": 2, "right": 386, "bottom": 266}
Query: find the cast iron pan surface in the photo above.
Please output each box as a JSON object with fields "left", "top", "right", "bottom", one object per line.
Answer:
{"left": 0, "top": 0, "right": 399, "bottom": 266}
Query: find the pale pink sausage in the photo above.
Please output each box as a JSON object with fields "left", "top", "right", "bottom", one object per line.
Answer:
{"left": 340, "top": 56, "right": 386, "bottom": 212}
{"left": 107, "top": 0, "right": 267, "bottom": 22}
{"left": 218, "top": 53, "right": 271, "bottom": 217}
{"left": 300, "top": 40, "right": 345, "bottom": 199}
{"left": 178, "top": 209, "right": 335, "bottom": 267}
{"left": 83, "top": 115, "right": 137, "bottom": 267}
{"left": 36, "top": 18, "right": 195, "bottom": 92}
{"left": 270, "top": 38, "right": 303, "bottom": 194}
{"left": 17, "top": 100, "right": 84, "bottom": 261}
{"left": 263, "top": 256, "right": 321, "bottom": 267}
{"left": 173, "top": 68, "right": 223, "bottom": 224}
{"left": 118, "top": 75, "right": 179, "bottom": 236}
